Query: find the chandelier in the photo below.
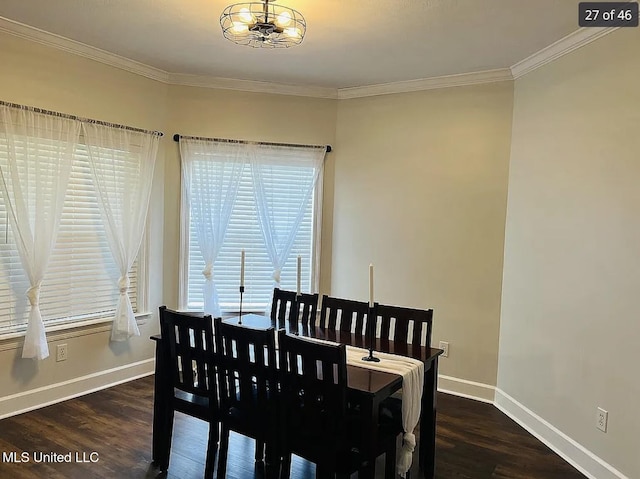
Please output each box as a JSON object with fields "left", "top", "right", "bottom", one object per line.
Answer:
{"left": 220, "top": 0, "right": 306, "bottom": 48}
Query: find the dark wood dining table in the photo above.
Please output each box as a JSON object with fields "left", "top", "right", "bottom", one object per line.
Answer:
{"left": 151, "top": 313, "right": 442, "bottom": 479}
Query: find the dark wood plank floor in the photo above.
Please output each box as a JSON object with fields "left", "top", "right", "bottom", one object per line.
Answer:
{"left": 0, "top": 376, "right": 585, "bottom": 479}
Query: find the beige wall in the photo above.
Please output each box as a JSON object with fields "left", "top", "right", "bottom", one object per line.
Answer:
{"left": 0, "top": 32, "right": 168, "bottom": 403}
{"left": 498, "top": 27, "right": 640, "bottom": 478}
{"left": 162, "top": 85, "right": 337, "bottom": 309}
{"left": 332, "top": 82, "right": 513, "bottom": 386}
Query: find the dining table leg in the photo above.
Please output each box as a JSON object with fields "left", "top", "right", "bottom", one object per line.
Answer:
{"left": 358, "top": 394, "right": 380, "bottom": 479}
{"left": 419, "top": 356, "right": 438, "bottom": 479}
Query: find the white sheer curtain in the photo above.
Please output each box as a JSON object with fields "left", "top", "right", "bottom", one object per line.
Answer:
{"left": 0, "top": 105, "right": 80, "bottom": 359}
{"left": 180, "top": 139, "right": 247, "bottom": 316}
{"left": 82, "top": 123, "right": 159, "bottom": 341}
{"left": 250, "top": 144, "right": 325, "bottom": 312}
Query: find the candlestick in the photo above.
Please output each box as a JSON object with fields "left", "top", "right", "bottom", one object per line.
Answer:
{"left": 296, "top": 255, "right": 301, "bottom": 295}
{"left": 368, "top": 263, "right": 374, "bottom": 307}
{"left": 362, "top": 302, "right": 380, "bottom": 362}
{"left": 238, "top": 285, "right": 244, "bottom": 325}
{"left": 239, "top": 249, "right": 245, "bottom": 325}
{"left": 240, "top": 249, "right": 245, "bottom": 288}
{"left": 362, "top": 264, "right": 379, "bottom": 361}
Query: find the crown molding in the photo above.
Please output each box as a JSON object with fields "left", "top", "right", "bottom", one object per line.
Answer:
{"left": 0, "top": 14, "right": 618, "bottom": 98}
{"left": 337, "top": 69, "right": 514, "bottom": 99}
{"left": 510, "top": 26, "right": 618, "bottom": 79}
{"left": 168, "top": 73, "right": 338, "bottom": 99}
{"left": 0, "top": 16, "right": 169, "bottom": 83}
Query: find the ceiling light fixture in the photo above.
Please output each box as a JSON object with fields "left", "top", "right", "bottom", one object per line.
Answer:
{"left": 220, "top": 0, "right": 306, "bottom": 48}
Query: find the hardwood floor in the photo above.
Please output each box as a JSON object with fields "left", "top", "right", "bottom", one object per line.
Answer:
{"left": 0, "top": 376, "right": 585, "bottom": 479}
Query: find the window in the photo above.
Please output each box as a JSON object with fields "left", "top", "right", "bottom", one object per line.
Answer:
{"left": 0, "top": 138, "right": 139, "bottom": 335}
{"left": 181, "top": 142, "right": 324, "bottom": 313}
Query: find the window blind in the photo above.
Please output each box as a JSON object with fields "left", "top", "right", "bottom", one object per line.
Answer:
{"left": 185, "top": 160, "right": 316, "bottom": 312}
{"left": 0, "top": 138, "right": 137, "bottom": 335}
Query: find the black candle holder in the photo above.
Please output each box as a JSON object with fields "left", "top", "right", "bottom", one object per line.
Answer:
{"left": 362, "top": 303, "right": 380, "bottom": 362}
{"left": 238, "top": 285, "right": 245, "bottom": 325}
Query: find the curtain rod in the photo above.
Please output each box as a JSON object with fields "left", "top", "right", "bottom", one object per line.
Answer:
{"left": 173, "top": 134, "right": 332, "bottom": 153}
{"left": 0, "top": 100, "right": 164, "bottom": 137}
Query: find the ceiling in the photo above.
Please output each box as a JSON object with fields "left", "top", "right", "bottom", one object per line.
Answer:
{"left": 0, "top": 0, "right": 582, "bottom": 89}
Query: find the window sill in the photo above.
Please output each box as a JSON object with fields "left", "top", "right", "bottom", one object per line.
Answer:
{"left": 0, "top": 312, "right": 152, "bottom": 352}
{"left": 181, "top": 308, "right": 268, "bottom": 319}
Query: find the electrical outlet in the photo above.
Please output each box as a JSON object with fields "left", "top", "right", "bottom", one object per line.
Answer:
{"left": 438, "top": 341, "right": 449, "bottom": 358}
{"left": 56, "top": 343, "right": 68, "bottom": 362}
{"left": 596, "top": 407, "right": 608, "bottom": 432}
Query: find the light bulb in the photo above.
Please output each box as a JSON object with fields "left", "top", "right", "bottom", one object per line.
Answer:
{"left": 238, "top": 7, "right": 254, "bottom": 23}
{"left": 284, "top": 27, "right": 300, "bottom": 38}
{"left": 232, "top": 22, "right": 249, "bottom": 33}
{"left": 276, "top": 11, "right": 292, "bottom": 27}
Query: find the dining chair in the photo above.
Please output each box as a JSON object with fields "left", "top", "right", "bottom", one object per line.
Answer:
{"left": 214, "top": 318, "right": 279, "bottom": 479}
{"left": 318, "top": 294, "right": 370, "bottom": 335}
{"left": 278, "top": 330, "right": 400, "bottom": 479}
{"left": 158, "top": 306, "right": 219, "bottom": 478}
{"left": 270, "top": 288, "right": 319, "bottom": 333}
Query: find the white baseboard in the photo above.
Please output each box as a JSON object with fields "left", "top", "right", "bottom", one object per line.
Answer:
{"left": 494, "top": 388, "right": 629, "bottom": 479}
{"left": 437, "top": 374, "right": 495, "bottom": 403}
{"left": 0, "top": 358, "right": 155, "bottom": 420}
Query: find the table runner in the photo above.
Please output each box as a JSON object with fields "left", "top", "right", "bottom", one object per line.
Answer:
{"left": 344, "top": 346, "right": 424, "bottom": 477}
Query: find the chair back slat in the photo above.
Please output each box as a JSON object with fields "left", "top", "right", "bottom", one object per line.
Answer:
{"left": 159, "top": 306, "right": 216, "bottom": 397}
{"left": 380, "top": 314, "right": 392, "bottom": 339}
{"left": 176, "top": 323, "right": 195, "bottom": 388}
{"left": 354, "top": 310, "right": 367, "bottom": 334}
{"left": 374, "top": 304, "right": 434, "bottom": 346}
{"left": 319, "top": 295, "right": 370, "bottom": 335}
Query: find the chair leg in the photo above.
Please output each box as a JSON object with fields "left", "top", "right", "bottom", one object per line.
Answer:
{"left": 316, "top": 465, "right": 333, "bottom": 478}
{"left": 158, "top": 408, "right": 175, "bottom": 472}
{"left": 256, "top": 440, "right": 265, "bottom": 462}
{"left": 265, "top": 458, "right": 279, "bottom": 479}
{"left": 264, "top": 440, "right": 280, "bottom": 479}
{"left": 359, "top": 462, "right": 375, "bottom": 479}
{"left": 217, "top": 423, "right": 230, "bottom": 479}
{"left": 204, "top": 421, "right": 219, "bottom": 479}
{"left": 279, "top": 453, "right": 291, "bottom": 479}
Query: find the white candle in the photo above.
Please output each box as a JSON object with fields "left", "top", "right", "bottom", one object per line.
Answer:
{"left": 369, "top": 263, "right": 374, "bottom": 307}
{"left": 240, "top": 249, "right": 245, "bottom": 288}
{"left": 297, "top": 255, "right": 302, "bottom": 295}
